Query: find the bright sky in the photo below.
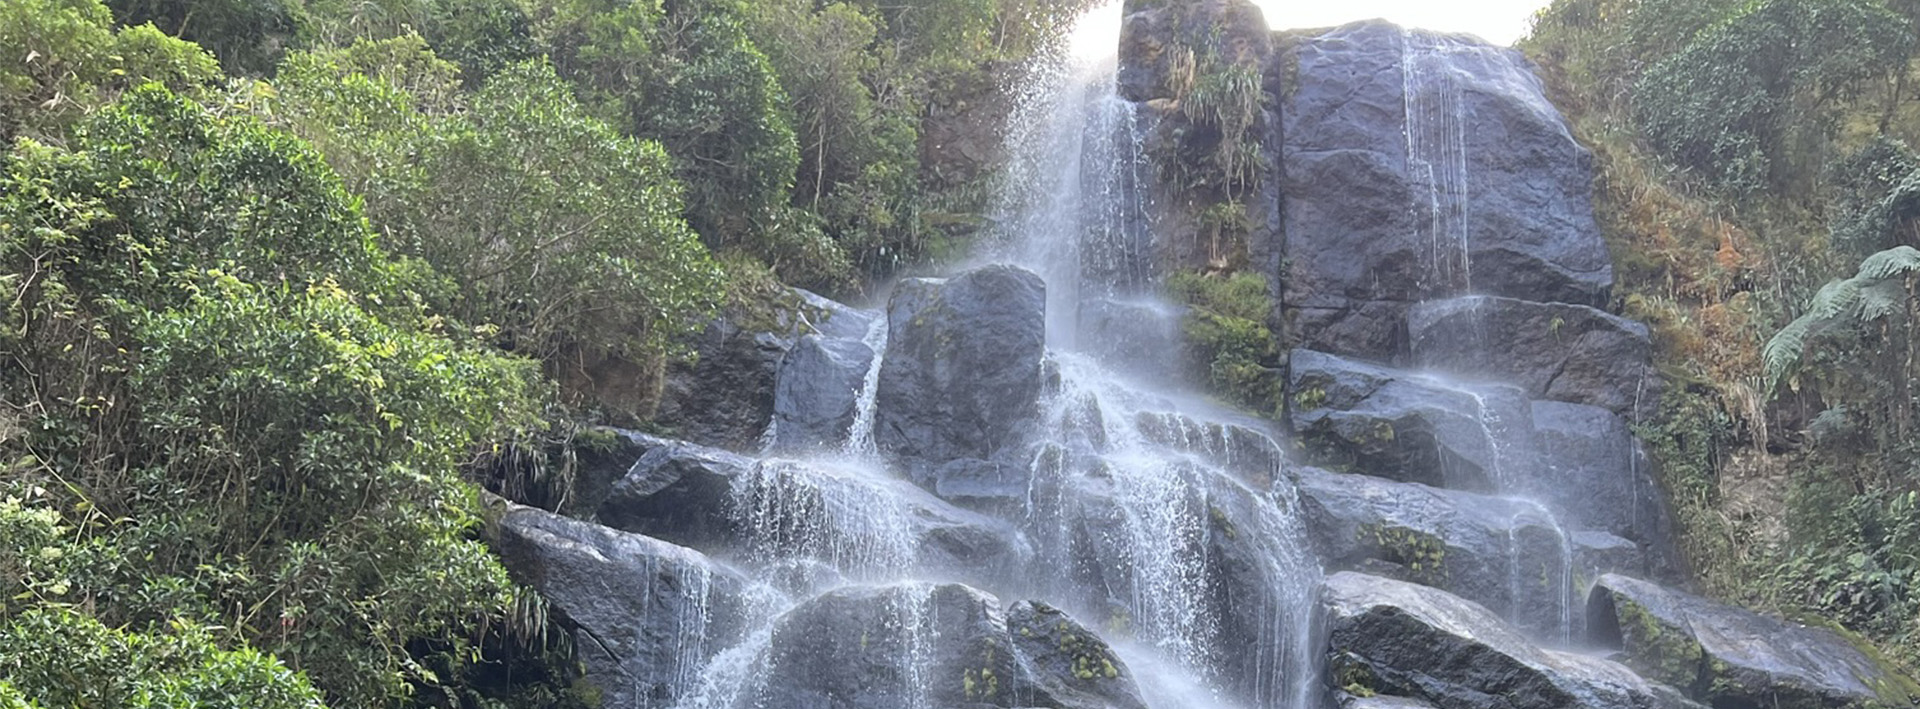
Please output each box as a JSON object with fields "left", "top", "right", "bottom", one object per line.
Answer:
{"left": 1253, "top": 0, "right": 1553, "bottom": 46}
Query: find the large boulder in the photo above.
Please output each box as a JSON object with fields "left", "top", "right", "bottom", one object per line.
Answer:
{"left": 1531, "top": 401, "right": 1680, "bottom": 579}
{"left": 1294, "top": 467, "right": 1581, "bottom": 640}
{"left": 1289, "top": 349, "right": 1536, "bottom": 492}
{"left": 654, "top": 289, "right": 872, "bottom": 451}
{"left": 1280, "top": 21, "right": 1612, "bottom": 360}
{"left": 493, "top": 506, "right": 760, "bottom": 709}
{"left": 597, "top": 437, "right": 1024, "bottom": 580}
{"left": 1407, "top": 296, "right": 1657, "bottom": 417}
{"left": 653, "top": 316, "right": 793, "bottom": 451}
{"left": 1007, "top": 601, "right": 1152, "bottom": 709}
{"left": 750, "top": 583, "right": 1149, "bottom": 709}
{"left": 1587, "top": 574, "right": 1920, "bottom": 708}
{"left": 875, "top": 265, "right": 1048, "bottom": 491}
{"left": 1324, "top": 572, "right": 1697, "bottom": 709}
{"left": 770, "top": 335, "right": 876, "bottom": 453}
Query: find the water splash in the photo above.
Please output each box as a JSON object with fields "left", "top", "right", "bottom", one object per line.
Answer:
{"left": 842, "top": 313, "right": 889, "bottom": 458}
{"left": 1023, "top": 353, "right": 1323, "bottom": 708}
{"left": 726, "top": 459, "right": 920, "bottom": 580}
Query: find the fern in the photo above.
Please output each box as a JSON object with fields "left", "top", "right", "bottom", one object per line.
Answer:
{"left": 1764, "top": 246, "right": 1920, "bottom": 391}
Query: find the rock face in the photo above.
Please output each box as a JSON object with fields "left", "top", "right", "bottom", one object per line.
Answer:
{"left": 1290, "top": 349, "right": 1535, "bottom": 492}
{"left": 1407, "top": 296, "right": 1657, "bottom": 416}
{"left": 875, "top": 265, "right": 1048, "bottom": 491}
{"left": 1280, "top": 20, "right": 1611, "bottom": 360}
{"left": 771, "top": 335, "right": 875, "bottom": 452}
{"left": 754, "top": 583, "right": 1149, "bottom": 709}
{"left": 1531, "top": 402, "right": 1679, "bottom": 579}
{"left": 1007, "top": 601, "right": 1152, "bottom": 709}
{"left": 596, "top": 436, "right": 1024, "bottom": 578}
{"left": 651, "top": 289, "right": 876, "bottom": 452}
{"left": 1295, "top": 467, "right": 1583, "bottom": 639}
{"left": 654, "top": 316, "right": 793, "bottom": 451}
{"left": 493, "top": 506, "right": 757, "bottom": 709}
{"left": 1588, "top": 574, "right": 1920, "bottom": 709}
{"left": 1324, "top": 572, "right": 1695, "bottom": 709}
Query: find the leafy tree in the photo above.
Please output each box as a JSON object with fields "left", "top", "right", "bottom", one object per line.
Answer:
{"left": 1828, "top": 137, "right": 1920, "bottom": 258}
{"left": 269, "top": 46, "right": 725, "bottom": 366}
{"left": 104, "top": 0, "right": 301, "bottom": 74}
{"left": 0, "top": 85, "right": 567, "bottom": 706}
{"left": 1635, "top": 0, "right": 1914, "bottom": 194}
{"left": 0, "top": 0, "right": 220, "bottom": 143}
{"left": 1, "top": 607, "right": 325, "bottom": 709}
{"left": 1764, "top": 246, "right": 1920, "bottom": 440}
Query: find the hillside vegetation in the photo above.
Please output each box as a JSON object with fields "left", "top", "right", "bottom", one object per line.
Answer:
{"left": 0, "top": 0, "right": 1082, "bottom": 705}
{"left": 1524, "top": 0, "right": 1920, "bottom": 671}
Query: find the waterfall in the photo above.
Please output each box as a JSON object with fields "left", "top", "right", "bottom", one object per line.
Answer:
{"left": 1402, "top": 28, "right": 1472, "bottom": 296}
{"left": 842, "top": 314, "right": 888, "bottom": 458}
{"left": 992, "top": 5, "right": 1324, "bottom": 705}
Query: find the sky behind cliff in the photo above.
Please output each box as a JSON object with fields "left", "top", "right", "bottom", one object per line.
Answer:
{"left": 1253, "top": 0, "right": 1551, "bottom": 45}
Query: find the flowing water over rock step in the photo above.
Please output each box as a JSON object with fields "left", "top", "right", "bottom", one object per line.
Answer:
{"left": 1288, "top": 349, "right": 1682, "bottom": 584}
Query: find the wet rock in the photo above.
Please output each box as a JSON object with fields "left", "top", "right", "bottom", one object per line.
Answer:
{"left": 1407, "top": 296, "right": 1657, "bottom": 417}
{"left": 758, "top": 584, "right": 1012, "bottom": 709}
{"left": 1339, "top": 695, "right": 1440, "bottom": 709}
{"left": 1133, "top": 409, "right": 1287, "bottom": 486}
{"left": 493, "top": 506, "right": 757, "bottom": 709}
{"left": 1007, "top": 601, "right": 1151, "bottom": 709}
{"left": 1293, "top": 467, "right": 1577, "bottom": 640}
{"left": 595, "top": 437, "right": 753, "bottom": 552}
{"left": 653, "top": 290, "right": 872, "bottom": 452}
{"left": 1118, "top": 0, "right": 1271, "bottom": 104}
{"left": 795, "top": 288, "right": 878, "bottom": 341}
{"left": 561, "top": 427, "right": 670, "bottom": 518}
{"left": 597, "top": 437, "right": 1024, "bottom": 576}
{"left": 1587, "top": 574, "right": 1920, "bottom": 708}
{"left": 1532, "top": 401, "right": 1680, "bottom": 579}
{"left": 770, "top": 335, "right": 875, "bottom": 452}
{"left": 1289, "top": 349, "right": 1536, "bottom": 492}
{"left": 654, "top": 317, "right": 793, "bottom": 452}
{"left": 1280, "top": 21, "right": 1612, "bottom": 360}
{"left": 1079, "top": 297, "right": 1187, "bottom": 382}
{"left": 876, "top": 265, "right": 1048, "bottom": 489}
{"left": 753, "top": 584, "right": 1150, "bottom": 709}
{"left": 1324, "top": 572, "right": 1698, "bottom": 709}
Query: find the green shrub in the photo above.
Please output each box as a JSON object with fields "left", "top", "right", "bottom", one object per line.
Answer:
{"left": 1, "top": 607, "right": 325, "bottom": 709}
{"left": 1166, "top": 270, "right": 1282, "bottom": 416}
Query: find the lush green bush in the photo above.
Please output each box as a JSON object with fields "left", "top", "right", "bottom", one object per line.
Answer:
{"left": 0, "top": 0, "right": 220, "bottom": 142}
{"left": 1, "top": 606, "right": 325, "bottom": 709}
{"left": 1635, "top": 0, "right": 1913, "bottom": 194}
{"left": 269, "top": 43, "right": 725, "bottom": 366}
{"left": 1, "top": 84, "right": 567, "bottom": 707}
{"left": 1166, "top": 270, "right": 1282, "bottom": 416}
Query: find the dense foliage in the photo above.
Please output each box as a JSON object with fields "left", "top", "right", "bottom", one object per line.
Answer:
{"left": 0, "top": 0, "right": 1083, "bottom": 705}
{"left": 1526, "top": 0, "right": 1920, "bottom": 672}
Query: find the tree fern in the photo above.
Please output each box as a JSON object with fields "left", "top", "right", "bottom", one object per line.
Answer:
{"left": 1764, "top": 246, "right": 1920, "bottom": 391}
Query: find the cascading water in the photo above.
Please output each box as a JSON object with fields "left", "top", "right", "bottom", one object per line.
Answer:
{"left": 1402, "top": 28, "right": 1472, "bottom": 295}
{"left": 842, "top": 314, "right": 889, "bottom": 458}
{"left": 992, "top": 5, "right": 1324, "bottom": 706}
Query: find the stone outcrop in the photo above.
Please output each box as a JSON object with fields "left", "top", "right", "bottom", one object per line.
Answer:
{"left": 1281, "top": 20, "right": 1612, "bottom": 361}
{"left": 493, "top": 506, "right": 759, "bottom": 709}
{"left": 1295, "top": 467, "right": 1588, "bottom": 639}
{"left": 1408, "top": 296, "right": 1658, "bottom": 417}
{"left": 596, "top": 436, "right": 1024, "bottom": 578}
{"left": 770, "top": 334, "right": 875, "bottom": 452}
{"left": 1588, "top": 574, "right": 1920, "bottom": 708}
{"left": 753, "top": 583, "right": 1149, "bottom": 709}
{"left": 1290, "top": 349, "right": 1535, "bottom": 492}
{"left": 1325, "top": 572, "right": 1698, "bottom": 709}
{"left": 875, "top": 265, "right": 1048, "bottom": 492}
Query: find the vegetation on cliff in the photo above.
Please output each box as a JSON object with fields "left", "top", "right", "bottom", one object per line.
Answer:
{"left": 0, "top": 0, "right": 1085, "bottom": 705}
{"left": 1525, "top": 0, "right": 1920, "bottom": 672}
